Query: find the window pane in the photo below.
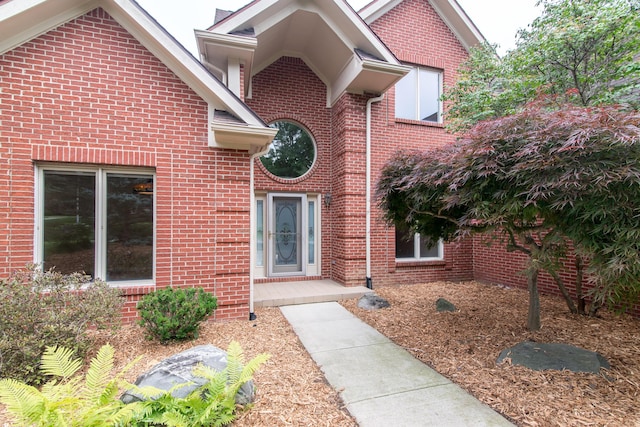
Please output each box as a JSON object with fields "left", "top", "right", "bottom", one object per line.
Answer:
{"left": 395, "top": 68, "right": 418, "bottom": 120}
{"left": 395, "top": 226, "right": 415, "bottom": 258}
{"left": 256, "top": 200, "right": 264, "bottom": 267}
{"left": 419, "top": 69, "right": 440, "bottom": 122}
{"left": 308, "top": 201, "right": 315, "bottom": 264}
{"left": 43, "top": 172, "right": 95, "bottom": 276}
{"left": 260, "top": 121, "right": 316, "bottom": 179}
{"left": 106, "top": 175, "right": 153, "bottom": 281}
{"left": 419, "top": 235, "right": 441, "bottom": 258}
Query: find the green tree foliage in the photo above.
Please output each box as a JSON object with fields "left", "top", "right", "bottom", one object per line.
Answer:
{"left": 444, "top": 0, "right": 640, "bottom": 132}
{"left": 378, "top": 102, "right": 640, "bottom": 330}
{"left": 260, "top": 121, "right": 315, "bottom": 179}
{"left": 395, "top": 0, "right": 640, "bottom": 330}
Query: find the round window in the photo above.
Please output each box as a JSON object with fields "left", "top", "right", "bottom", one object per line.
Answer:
{"left": 260, "top": 121, "right": 316, "bottom": 179}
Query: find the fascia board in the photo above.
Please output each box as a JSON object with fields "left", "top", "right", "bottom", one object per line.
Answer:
{"left": 0, "top": 0, "right": 98, "bottom": 54}
{"left": 360, "top": 0, "right": 485, "bottom": 52}
{"left": 428, "top": 0, "right": 484, "bottom": 51}
{"left": 212, "top": 0, "right": 280, "bottom": 34}
{"left": 329, "top": 55, "right": 410, "bottom": 106}
{"left": 359, "top": 0, "right": 403, "bottom": 24}
{"left": 210, "top": 122, "right": 278, "bottom": 152}
{"left": 213, "top": 0, "right": 401, "bottom": 67}
{"left": 102, "top": 0, "right": 267, "bottom": 128}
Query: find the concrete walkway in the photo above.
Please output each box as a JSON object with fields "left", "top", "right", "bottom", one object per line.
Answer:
{"left": 280, "top": 302, "right": 515, "bottom": 427}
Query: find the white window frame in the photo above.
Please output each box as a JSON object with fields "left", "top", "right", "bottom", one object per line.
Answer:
{"left": 254, "top": 193, "right": 320, "bottom": 278}
{"left": 395, "top": 232, "right": 444, "bottom": 262}
{"left": 395, "top": 66, "right": 443, "bottom": 123}
{"left": 34, "top": 164, "right": 156, "bottom": 286}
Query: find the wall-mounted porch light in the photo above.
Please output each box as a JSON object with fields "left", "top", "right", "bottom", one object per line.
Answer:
{"left": 324, "top": 192, "right": 332, "bottom": 208}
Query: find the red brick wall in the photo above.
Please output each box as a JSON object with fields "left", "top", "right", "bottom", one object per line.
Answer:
{"left": 243, "top": 0, "right": 474, "bottom": 288}
{"left": 247, "top": 57, "right": 334, "bottom": 278}
{"left": 367, "top": 0, "right": 474, "bottom": 286}
{"left": 0, "top": 8, "right": 251, "bottom": 321}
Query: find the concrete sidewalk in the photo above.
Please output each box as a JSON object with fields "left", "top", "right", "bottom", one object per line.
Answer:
{"left": 280, "top": 302, "right": 515, "bottom": 427}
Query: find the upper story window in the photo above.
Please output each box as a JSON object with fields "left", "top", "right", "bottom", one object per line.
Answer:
{"left": 395, "top": 225, "right": 443, "bottom": 262}
{"left": 395, "top": 66, "right": 443, "bottom": 123}
{"left": 260, "top": 121, "right": 316, "bottom": 179}
{"left": 37, "top": 166, "right": 154, "bottom": 284}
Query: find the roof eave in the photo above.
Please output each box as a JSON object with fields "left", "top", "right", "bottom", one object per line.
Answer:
{"left": 210, "top": 122, "right": 278, "bottom": 153}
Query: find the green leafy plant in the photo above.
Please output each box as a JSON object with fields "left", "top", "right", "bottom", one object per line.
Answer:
{"left": 0, "top": 344, "right": 145, "bottom": 427}
{"left": 0, "top": 265, "right": 123, "bottom": 385}
{"left": 137, "top": 287, "right": 218, "bottom": 343}
{"left": 132, "top": 341, "right": 270, "bottom": 427}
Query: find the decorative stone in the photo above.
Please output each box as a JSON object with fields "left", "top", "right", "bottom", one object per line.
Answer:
{"left": 358, "top": 293, "right": 391, "bottom": 310}
{"left": 121, "top": 344, "right": 255, "bottom": 405}
{"left": 436, "top": 298, "right": 457, "bottom": 312}
{"left": 497, "top": 341, "right": 610, "bottom": 373}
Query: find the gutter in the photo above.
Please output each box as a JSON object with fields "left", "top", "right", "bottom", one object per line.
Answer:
{"left": 365, "top": 94, "right": 384, "bottom": 289}
{"left": 249, "top": 146, "right": 271, "bottom": 320}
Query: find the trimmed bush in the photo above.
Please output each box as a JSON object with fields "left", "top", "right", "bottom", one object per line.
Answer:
{"left": 137, "top": 287, "right": 217, "bottom": 343}
{"left": 0, "top": 265, "right": 123, "bottom": 385}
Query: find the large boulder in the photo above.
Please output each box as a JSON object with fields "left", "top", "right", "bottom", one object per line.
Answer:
{"left": 497, "top": 341, "right": 610, "bottom": 373}
{"left": 121, "top": 344, "right": 255, "bottom": 405}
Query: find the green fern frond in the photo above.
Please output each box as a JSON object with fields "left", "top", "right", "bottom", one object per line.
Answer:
{"left": 161, "top": 409, "right": 192, "bottom": 427}
{"left": 83, "top": 343, "right": 115, "bottom": 402}
{"left": 40, "top": 345, "right": 83, "bottom": 380}
{"left": 0, "top": 378, "right": 44, "bottom": 424}
{"left": 224, "top": 341, "right": 244, "bottom": 386}
{"left": 236, "top": 352, "right": 270, "bottom": 385}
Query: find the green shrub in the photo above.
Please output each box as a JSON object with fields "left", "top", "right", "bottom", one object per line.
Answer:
{"left": 0, "top": 265, "right": 123, "bottom": 385}
{"left": 137, "top": 287, "right": 217, "bottom": 343}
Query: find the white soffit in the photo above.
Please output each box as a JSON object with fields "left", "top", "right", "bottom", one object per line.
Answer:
{"left": 201, "top": 0, "right": 409, "bottom": 105}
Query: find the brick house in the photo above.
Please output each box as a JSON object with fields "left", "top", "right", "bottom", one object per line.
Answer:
{"left": 1, "top": 0, "right": 494, "bottom": 322}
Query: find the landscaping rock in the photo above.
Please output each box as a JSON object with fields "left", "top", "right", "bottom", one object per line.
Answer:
{"left": 121, "top": 344, "right": 255, "bottom": 405}
{"left": 358, "top": 293, "right": 391, "bottom": 310}
{"left": 497, "top": 341, "right": 610, "bottom": 373}
{"left": 436, "top": 297, "right": 457, "bottom": 312}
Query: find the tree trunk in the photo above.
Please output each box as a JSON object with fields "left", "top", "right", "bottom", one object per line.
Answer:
{"left": 575, "top": 255, "right": 586, "bottom": 315}
{"left": 527, "top": 268, "right": 541, "bottom": 331}
{"left": 548, "top": 269, "right": 578, "bottom": 314}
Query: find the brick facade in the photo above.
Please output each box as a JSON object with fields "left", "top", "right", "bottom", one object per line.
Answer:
{"left": 0, "top": 8, "right": 251, "bottom": 321}
{"left": 3, "top": 1, "right": 601, "bottom": 323}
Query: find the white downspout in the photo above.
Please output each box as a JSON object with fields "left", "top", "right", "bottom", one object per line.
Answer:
{"left": 365, "top": 94, "right": 384, "bottom": 289}
{"left": 249, "top": 146, "right": 270, "bottom": 320}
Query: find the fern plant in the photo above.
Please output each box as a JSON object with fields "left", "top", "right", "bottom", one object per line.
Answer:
{"left": 0, "top": 344, "right": 145, "bottom": 427}
{"left": 0, "top": 342, "right": 270, "bottom": 427}
{"left": 133, "top": 341, "right": 270, "bottom": 427}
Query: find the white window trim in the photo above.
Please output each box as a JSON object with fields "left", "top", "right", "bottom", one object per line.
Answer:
{"left": 395, "top": 66, "right": 443, "bottom": 124}
{"left": 34, "top": 163, "right": 156, "bottom": 287}
{"left": 396, "top": 234, "right": 444, "bottom": 262}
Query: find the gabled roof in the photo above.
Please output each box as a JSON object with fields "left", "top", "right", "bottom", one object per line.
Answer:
{"left": 0, "top": 0, "right": 277, "bottom": 152}
{"left": 359, "top": 0, "right": 484, "bottom": 52}
{"left": 197, "top": 0, "right": 410, "bottom": 106}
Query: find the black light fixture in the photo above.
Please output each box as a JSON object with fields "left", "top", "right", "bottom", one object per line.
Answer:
{"left": 324, "top": 192, "right": 332, "bottom": 208}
